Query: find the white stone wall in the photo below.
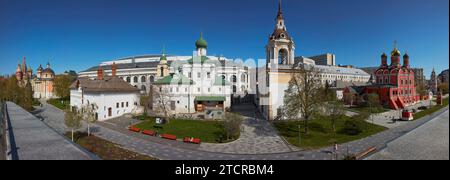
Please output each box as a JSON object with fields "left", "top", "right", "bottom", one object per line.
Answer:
{"left": 70, "top": 88, "right": 140, "bottom": 121}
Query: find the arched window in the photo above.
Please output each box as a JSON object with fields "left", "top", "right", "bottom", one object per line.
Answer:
{"left": 232, "top": 85, "right": 237, "bottom": 93}
{"left": 160, "top": 67, "right": 164, "bottom": 77}
{"left": 241, "top": 73, "right": 246, "bottom": 83}
{"left": 149, "top": 76, "right": 155, "bottom": 83}
{"left": 141, "top": 85, "right": 146, "bottom": 92}
{"left": 231, "top": 75, "right": 237, "bottom": 83}
{"left": 133, "top": 76, "right": 138, "bottom": 83}
{"left": 278, "top": 49, "right": 288, "bottom": 65}
{"left": 126, "top": 77, "right": 131, "bottom": 83}
{"left": 141, "top": 76, "right": 146, "bottom": 83}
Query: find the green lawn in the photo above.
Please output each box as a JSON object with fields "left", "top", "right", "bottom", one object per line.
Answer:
{"left": 274, "top": 116, "right": 387, "bottom": 149}
{"left": 134, "top": 118, "right": 234, "bottom": 143}
{"left": 347, "top": 106, "right": 390, "bottom": 114}
{"left": 47, "top": 98, "right": 70, "bottom": 110}
{"left": 413, "top": 97, "right": 449, "bottom": 120}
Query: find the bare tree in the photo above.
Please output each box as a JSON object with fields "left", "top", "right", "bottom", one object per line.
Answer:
{"left": 283, "top": 63, "right": 323, "bottom": 135}
{"left": 80, "top": 103, "right": 98, "bottom": 136}
{"left": 222, "top": 112, "right": 243, "bottom": 140}
{"left": 65, "top": 109, "right": 82, "bottom": 141}
{"left": 153, "top": 86, "right": 172, "bottom": 122}
{"left": 323, "top": 100, "right": 345, "bottom": 132}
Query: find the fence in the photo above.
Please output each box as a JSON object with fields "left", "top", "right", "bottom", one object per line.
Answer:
{"left": 0, "top": 102, "right": 5, "bottom": 160}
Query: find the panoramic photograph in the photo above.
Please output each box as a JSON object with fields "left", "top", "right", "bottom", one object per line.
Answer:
{"left": 0, "top": 0, "right": 448, "bottom": 167}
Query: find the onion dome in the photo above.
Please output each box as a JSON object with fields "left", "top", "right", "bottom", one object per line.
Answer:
{"left": 195, "top": 32, "right": 208, "bottom": 49}
{"left": 37, "top": 64, "right": 43, "bottom": 72}
{"left": 391, "top": 47, "right": 401, "bottom": 57}
{"left": 403, "top": 53, "right": 409, "bottom": 58}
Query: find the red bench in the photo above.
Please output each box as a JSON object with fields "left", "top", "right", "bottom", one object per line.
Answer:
{"left": 183, "top": 137, "right": 202, "bottom": 144}
{"left": 128, "top": 126, "right": 141, "bottom": 133}
{"left": 161, "top": 134, "right": 177, "bottom": 140}
{"left": 142, "top": 130, "right": 156, "bottom": 136}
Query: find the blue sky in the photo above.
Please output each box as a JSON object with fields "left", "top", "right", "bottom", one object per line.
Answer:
{"left": 0, "top": 0, "right": 448, "bottom": 77}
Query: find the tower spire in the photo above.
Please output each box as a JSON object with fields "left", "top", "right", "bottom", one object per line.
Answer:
{"left": 277, "top": 0, "right": 283, "bottom": 20}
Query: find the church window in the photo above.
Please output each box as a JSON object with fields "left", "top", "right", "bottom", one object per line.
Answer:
{"left": 149, "top": 76, "right": 154, "bottom": 83}
{"left": 133, "top": 76, "right": 138, "bottom": 83}
{"left": 278, "top": 49, "right": 288, "bottom": 65}
{"left": 160, "top": 67, "right": 164, "bottom": 77}
{"left": 141, "top": 76, "right": 146, "bottom": 83}
{"left": 231, "top": 75, "right": 237, "bottom": 83}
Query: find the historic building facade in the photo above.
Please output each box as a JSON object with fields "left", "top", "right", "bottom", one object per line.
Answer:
{"left": 15, "top": 57, "right": 56, "bottom": 99}
{"left": 343, "top": 46, "right": 419, "bottom": 110}
{"left": 70, "top": 68, "right": 140, "bottom": 121}
{"left": 429, "top": 68, "right": 438, "bottom": 94}
{"left": 78, "top": 37, "right": 249, "bottom": 98}
{"left": 259, "top": 1, "right": 371, "bottom": 120}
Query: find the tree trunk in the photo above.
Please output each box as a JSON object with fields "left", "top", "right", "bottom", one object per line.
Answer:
{"left": 87, "top": 123, "right": 90, "bottom": 136}
{"left": 304, "top": 115, "right": 309, "bottom": 135}
{"left": 71, "top": 129, "right": 74, "bottom": 142}
{"left": 332, "top": 119, "right": 336, "bottom": 132}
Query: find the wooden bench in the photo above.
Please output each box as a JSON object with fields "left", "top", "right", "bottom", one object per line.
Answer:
{"left": 142, "top": 130, "right": 156, "bottom": 136}
{"left": 161, "top": 134, "right": 177, "bottom": 140}
{"left": 128, "top": 126, "right": 141, "bottom": 133}
{"left": 183, "top": 137, "right": 201, "bottom": 144}
{"left": 356, "top": 147, "right": 377, "bottom": 160}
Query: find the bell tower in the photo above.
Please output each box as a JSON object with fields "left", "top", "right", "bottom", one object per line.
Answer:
{"left": 266, "top": 0, "right": 295, "bottom": 67}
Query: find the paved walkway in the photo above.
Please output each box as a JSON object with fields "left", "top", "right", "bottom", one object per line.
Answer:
{"left": 367, "top": 109, "right": 449, "bottom": 160}
{"left": 367, "top": 99, "right": 439, "bottom": 129}
{"left": 199, "top": 103, "right": 294, "bottom": 154}
{"left": 34, "top": 100, "right": 449, "bottom": 160}
{"left": 5, "top": 102, "right": 95, "bottom": 160}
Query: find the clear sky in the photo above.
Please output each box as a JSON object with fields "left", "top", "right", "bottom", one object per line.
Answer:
{"left": 0, "top": 0, "right": 448, "bottom": 77}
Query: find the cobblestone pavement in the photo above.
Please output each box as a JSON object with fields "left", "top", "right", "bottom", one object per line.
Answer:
{"left": 366, "top": 109, "right": 449, "bottom": 160}
{"left": 34, "top": 100, "right": 449, "bottom": 160}
{"left": 5, "top": 102, "right": 95, "bottom": 160}
{"left": 198, "top": 104, "right": 294, "bottom": 154}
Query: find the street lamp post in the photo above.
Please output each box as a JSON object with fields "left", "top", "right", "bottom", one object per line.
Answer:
{"left": 298, "top": 124, "right": 301, "bottom": 147}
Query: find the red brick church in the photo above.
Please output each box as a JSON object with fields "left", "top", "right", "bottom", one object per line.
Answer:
{"left": 344, "top": 45, "right": 419, "bottom": 110}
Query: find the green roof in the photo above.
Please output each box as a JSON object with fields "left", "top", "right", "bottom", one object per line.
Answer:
{"left": 195, "top": 33, "right": 208, "bottom": 49}
{"left": 213, "top": 76, "right": 231, "bottom": 86}
{"left": 187, "top": 56, "right": 210, "bottom": 64}
{"left": 153, "top": 73, "right": 194, "bottom": 85}
{"left": 160, "top": 54, "right": 167, "bottom": 61}
{"left": 195, "top": 96, "right": 226, "bottom": 102}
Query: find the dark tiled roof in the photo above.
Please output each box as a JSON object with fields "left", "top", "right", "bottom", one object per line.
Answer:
{"left": 81, "top": 61, "right": 161, "bottom": 72}
{"left": 70, "top": 76, "right": 139, "bottom": 93}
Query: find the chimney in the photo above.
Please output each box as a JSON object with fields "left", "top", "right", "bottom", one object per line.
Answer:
{"left": 97, "top": 65, "right": 103, "bottom": 80}
{"left": 112, "top": 62, "right": 117, "bottom": 77}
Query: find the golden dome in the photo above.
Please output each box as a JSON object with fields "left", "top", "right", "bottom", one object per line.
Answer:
{"left": 391, "top": 47, "right": 401, "bottom": 57}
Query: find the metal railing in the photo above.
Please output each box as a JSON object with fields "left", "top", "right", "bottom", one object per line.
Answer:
{"left": 0, "top": 102, "right": 5, "bottom": 160}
